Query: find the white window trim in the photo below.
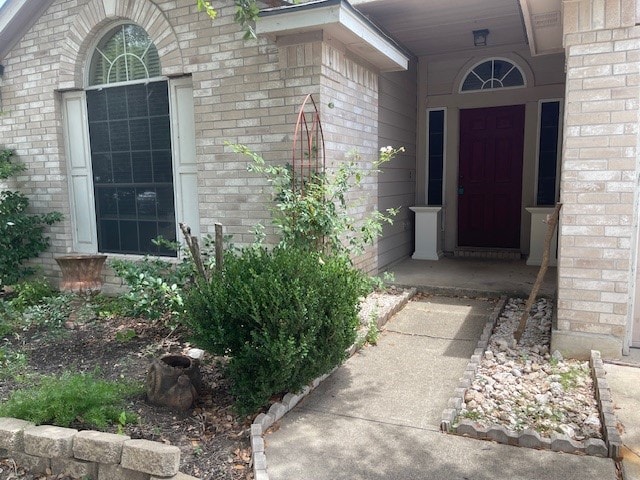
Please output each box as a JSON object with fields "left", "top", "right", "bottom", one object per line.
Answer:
{"left": 534, "top": 98, "right": 563, "bottom": 206}
{"left": 459, "top": 57, "right": 527, "bottom": 94}
{"left": 62, "top": 90, "right": 98, "bottom": 254}
{"left": 85, "top": 21, "right": 160, "bottom": 88}
{"left": 63, "top": 77, "right": 199, "bottom": 258}
{"left": 169, "top": 76, "right": 201, "bottom": 244}
{"left": 85, "top": 76, "right": 167, "bottom": 91}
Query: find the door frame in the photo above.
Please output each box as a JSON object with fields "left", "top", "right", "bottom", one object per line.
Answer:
{"left": 630, "top": 219, "right": 640, "bottom": 350}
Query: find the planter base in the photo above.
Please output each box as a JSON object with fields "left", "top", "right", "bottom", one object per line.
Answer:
{"left": 55, "top": 255, "right": 107, "bottom": 293}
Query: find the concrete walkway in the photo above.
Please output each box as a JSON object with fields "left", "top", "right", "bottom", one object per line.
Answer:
{"left": 606, "top": 362, "right": 640, "bottom": 480}
{"left": 265, "top": 296, "right": 616, "bottom": 480}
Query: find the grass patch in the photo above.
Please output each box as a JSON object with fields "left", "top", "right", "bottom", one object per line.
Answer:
{"left": 0, "top": 370, "right": 142, "bottom": 429}
{"left": 558, "top": 364, "right": 589, "bottom": 391}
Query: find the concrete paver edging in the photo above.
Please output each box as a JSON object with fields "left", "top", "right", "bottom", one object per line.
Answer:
{"left": 250, "top": 288, "right": 418, "bottom": 480}
{"left": 439, "top": 299, "right": 619, "bottom": 459}
{"left": 591, "top": 350, "right": 623, "bottom": 459}
{"left": 0, "top": 420, "right": 197, "bottom": 479}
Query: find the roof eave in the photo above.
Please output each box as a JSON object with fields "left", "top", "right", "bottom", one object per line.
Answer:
{"left": 0, "top": 0, "right": 56, "bottom": 61}
{"left": 258, "top": 0, "right": 410, "bottom": 72}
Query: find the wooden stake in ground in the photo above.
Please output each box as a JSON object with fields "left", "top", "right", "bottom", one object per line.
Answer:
{"left": 214, "top": 222, "right": 223, "bottom": 272}
{"left": 179, "top": 222, "right": 208, "bottom": 283}
{"left": 514, "top": 202, "right": 562, "bottom": 343}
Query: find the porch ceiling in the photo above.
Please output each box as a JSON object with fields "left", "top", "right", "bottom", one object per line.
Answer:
{"left": 351, "top": 0, "right": 563, "bottom": 57}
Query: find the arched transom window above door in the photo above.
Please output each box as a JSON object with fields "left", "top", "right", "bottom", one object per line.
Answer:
{"left": 88, "top": 24, "right": 161, "bottom": 86}
{"left": 460, "top": 58, "right": 525, "bottom": 93}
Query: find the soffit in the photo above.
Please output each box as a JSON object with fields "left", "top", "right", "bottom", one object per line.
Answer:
{"left": 258, "top": 0, "right": 410, "bottom": 71}
{"left": 519, "top": 0, "right": 563, "bottom": 56}
{"left": 351, "top": 0, "right": 561, "bottom": 57}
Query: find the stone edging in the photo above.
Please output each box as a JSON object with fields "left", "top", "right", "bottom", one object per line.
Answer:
{"left": 250, "top": 288, "right": 418, "bottom": 480}
{"left": 0, "top": 418, "right": 197, "bottom": 479}
{"left": 440, "top": 296, "right": 507, "bottom": 433}
{"left": 590, "top": 350, "right": 622, "bottom": 459}
{"left": 439, "top": 300, "right": 615, "bottom": 458}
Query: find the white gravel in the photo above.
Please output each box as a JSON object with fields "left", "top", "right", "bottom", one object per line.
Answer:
{"left": 458, "top": 297, "right": 602, "bottom": 441}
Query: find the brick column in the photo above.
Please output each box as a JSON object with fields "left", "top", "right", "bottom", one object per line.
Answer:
{"left": 276, "top": 35, "right": 381, "bottom": 273}
{"left": 553, "top": 0, "right": 640, "bottom": 358}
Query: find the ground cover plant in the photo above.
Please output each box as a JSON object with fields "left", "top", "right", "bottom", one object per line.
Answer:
{"left": 0, "top": 371, "right": 140, "bottom": 429}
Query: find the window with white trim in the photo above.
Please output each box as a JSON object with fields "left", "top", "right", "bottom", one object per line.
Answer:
{"left": 87, "top": 24, "right": 175, "bottom": 256}
{"left": 89, "top": 24, "right": 161, "bottom": 86}
{"left": 62, "top": 24, "right": 199, "bottom": 257}
{"left": 460, "top": 59, "right": 525, "bottom": 92}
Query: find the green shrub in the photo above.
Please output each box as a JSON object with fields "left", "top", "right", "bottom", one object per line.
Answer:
{"left": 0, "top": 280, "right": 73, "bottom": 335}
{"left": 0, "top": 371, "right": 141, "bottom": 429}
{"left": 110, "top": 255, "right": 192, "bottom": 321}
{"left": 0, "top": 149, "right": 63, "bottom": 289}
{"left": 9, "top": 278, "right": 56, "bottom": 312}
{"left": 184, "top": 246, "right": 369, "bottom": 414}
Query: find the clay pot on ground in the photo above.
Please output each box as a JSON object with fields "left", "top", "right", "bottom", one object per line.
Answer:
{"left": 146, "top": 354, "right": 204, "bottom": 411}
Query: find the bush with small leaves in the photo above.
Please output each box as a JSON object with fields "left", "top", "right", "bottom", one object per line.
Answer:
{"left": 184, "top": 246, "right": 370, "bottom": 414}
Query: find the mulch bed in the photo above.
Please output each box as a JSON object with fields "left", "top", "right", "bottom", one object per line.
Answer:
{"left": 0, "top": 313, "right": 254, "bottom": 480}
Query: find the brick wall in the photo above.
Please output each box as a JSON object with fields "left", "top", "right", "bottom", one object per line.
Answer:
{"left": 319, "top": 42, "right": 380, "bottom": 273}
{"left": 554, "top": 0, "right": 640, "bottom": 358}
{"left": 0, "top": 0, "right": 384, "bottom": 288}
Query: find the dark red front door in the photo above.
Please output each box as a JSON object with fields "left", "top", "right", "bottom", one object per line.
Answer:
{"left": 458, "top": 105, "right": 525, "bottom": 248}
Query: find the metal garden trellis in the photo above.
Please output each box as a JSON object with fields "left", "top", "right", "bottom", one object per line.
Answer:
{"left": 291, "top": 94, "right": 326, "bottom": 193}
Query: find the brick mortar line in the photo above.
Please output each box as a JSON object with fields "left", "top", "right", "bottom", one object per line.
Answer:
{"left": 439, "top": 299, "right": 614, "bottom": 458}
{"left": 251, "top": 288, "right": 418, "bottom": 480}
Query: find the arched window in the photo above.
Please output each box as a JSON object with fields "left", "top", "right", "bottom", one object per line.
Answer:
{"left": 88, "top": 24, "right": 161, "bottom": 86}
{"left": 460, "top": 58, "right": 525, "bottom": 92}
{"left": 85, "top": 24, "right": 177, "bottom": 256}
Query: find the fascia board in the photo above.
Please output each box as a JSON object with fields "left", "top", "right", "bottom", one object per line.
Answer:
{"left": 257, "top": 1, "right": 409, "bottom": 72}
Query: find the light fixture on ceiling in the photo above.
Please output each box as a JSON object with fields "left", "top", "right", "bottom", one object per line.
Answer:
{"left": 473, "top": 29, "right": 490, "bottom": 47}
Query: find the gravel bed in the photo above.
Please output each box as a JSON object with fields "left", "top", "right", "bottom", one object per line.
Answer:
{"left": 456, "top": 297, "right": 602, "bottom": 442}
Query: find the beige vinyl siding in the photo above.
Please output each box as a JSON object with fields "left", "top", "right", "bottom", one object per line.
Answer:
{"left": 418, "top": 47, "right": 565, "bottom": 253}
{"left": 377, "top": 60, "right": 418, "bottom": 270}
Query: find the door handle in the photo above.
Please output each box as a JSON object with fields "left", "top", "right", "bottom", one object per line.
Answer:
{"left": 458, "top": 185, "right": 464, "bottom": 195}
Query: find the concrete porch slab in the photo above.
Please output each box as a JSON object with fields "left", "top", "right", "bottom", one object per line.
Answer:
{"left": 385, "top": 257, "right": 556, "bottom": 298}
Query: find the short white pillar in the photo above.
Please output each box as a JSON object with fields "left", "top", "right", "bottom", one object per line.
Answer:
{"left": 409, "top": 206, "right": 443, "bottom": 261}
{"left": 526, "top": 207, "right": 558, "bottom": 266}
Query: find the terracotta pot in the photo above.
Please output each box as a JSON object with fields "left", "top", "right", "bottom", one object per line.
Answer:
{"left": 55, "top": 255, "right": 107, "bottom": 293}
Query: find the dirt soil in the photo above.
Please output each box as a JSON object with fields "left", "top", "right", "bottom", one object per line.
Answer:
{"left": 0, "top": 288, "right": 411, "bottom": 480}
{"left": 0, "top": 314, "right": 254, "bottom": 480}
